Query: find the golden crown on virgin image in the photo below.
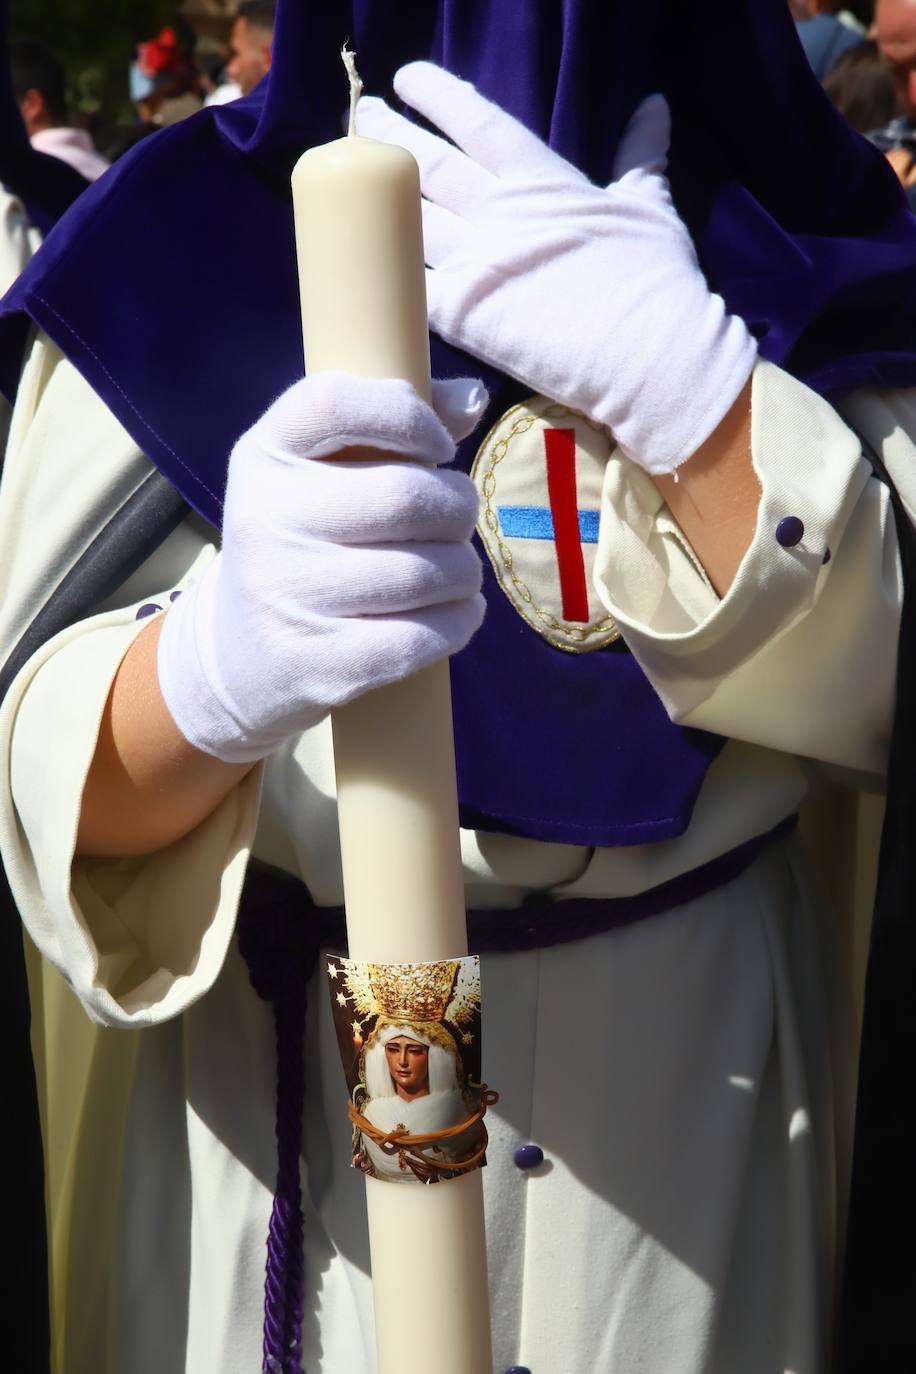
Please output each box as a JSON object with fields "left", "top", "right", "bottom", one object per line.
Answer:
{"left": 335, "top": 957, "right": 481, "bottom": 1029}
{"left": 370, "top": 961, "right": 458, "bottom": 1022}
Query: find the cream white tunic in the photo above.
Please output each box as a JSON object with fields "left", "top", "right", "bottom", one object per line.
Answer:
{"left": 0, "top": 337, "right": 907, "bottom": 1373}
{"left": 0, "top": 185, "right": 40, "bottom": 297}
{"left": 0, "top": 187, "right": 40, "bottom": 452}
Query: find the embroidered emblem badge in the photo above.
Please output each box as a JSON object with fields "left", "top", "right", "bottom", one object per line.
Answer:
{"left": 471, "top": 396, "right": 619, "bottom": 652}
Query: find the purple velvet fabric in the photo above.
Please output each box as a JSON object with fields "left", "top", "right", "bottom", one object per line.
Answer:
{"left": 448, "top": 569, "right": 722, "bottom": 846}
{"left": 3, "top": 0, "right": 914, "bottom": 451}
{"left": 0, "top": 0, "right": 913, "bottom": 846}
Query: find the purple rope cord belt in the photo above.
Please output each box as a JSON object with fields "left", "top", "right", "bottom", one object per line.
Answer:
{"left": 236, "top": 813, "right": 796, "bottom": 1373}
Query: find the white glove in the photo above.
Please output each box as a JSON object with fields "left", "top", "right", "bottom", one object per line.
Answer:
{"left": 357, "top": 63, "right": 756, "bottom": 475}
{"left": 158, "top": 371, "right": 487, "bottom": 762}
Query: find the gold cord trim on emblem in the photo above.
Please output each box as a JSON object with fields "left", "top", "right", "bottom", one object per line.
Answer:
{"left": 349, "top": 1086, "right": 500, "bottom": 1176}
{"left": 471, "top": 399, "right": 620, "bottom": 653}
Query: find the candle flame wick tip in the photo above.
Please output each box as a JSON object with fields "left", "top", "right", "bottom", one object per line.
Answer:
{"left": 341, "top": 43, "right": 364, "bottom": 138}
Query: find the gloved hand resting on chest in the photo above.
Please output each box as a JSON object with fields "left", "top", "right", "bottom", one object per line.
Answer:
{"left": 157, "top": 370, "right": 487, "bottom": 763}
{"left": 357, "top": 63, "right": 756, "bottom": 476}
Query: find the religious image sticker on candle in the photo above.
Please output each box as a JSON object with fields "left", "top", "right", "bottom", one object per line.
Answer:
{"left": 326, "top": 955, "right": 490, "bottom": 1184}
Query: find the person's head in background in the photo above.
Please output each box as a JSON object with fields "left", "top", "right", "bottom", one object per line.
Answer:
{"left": 791, "top": 1, "right": 842, "bottom": 16}
{"left": 793, "top": 0, "right": 869, "bottom": 79}
{"left": 824, "top": 38, "right": 897, "bottom": 129}
{"left": 226, "top": 1, "right": 276, "bottom": 97}
{"left": 876, "top": 0, "right": 916, "bottom": 118}
{"left": 791, "top": 1, "right": 873, "bottom": 17}
{"left": 10, "top": 41, "right": 67, "bottom": 135}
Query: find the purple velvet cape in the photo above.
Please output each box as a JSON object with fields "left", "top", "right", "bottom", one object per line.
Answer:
{"left": 4, "top": 0, "right": 916, "bottom": 848}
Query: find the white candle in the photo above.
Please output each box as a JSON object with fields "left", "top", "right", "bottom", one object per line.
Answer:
{"left": 291, "top": 51, "right": 493, "bottom": 1374}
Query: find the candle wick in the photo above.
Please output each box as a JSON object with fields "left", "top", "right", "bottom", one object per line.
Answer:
{"left": 341, "top": 44, "right": 364, "bottom": 138}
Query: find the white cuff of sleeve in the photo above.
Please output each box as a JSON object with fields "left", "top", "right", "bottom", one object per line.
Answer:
{"left": 1, "top": 603, "right": 260, "bottom": 1027}
{"left": 593, "top": 359, "right": 873, "bottom": 716}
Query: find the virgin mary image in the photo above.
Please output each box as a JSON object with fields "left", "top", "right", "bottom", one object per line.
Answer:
{"left": 327, "top": 956, "right": 487, "bottom": 1183}
{"left": 358, "top": 1019, "right": 482, "bottom": 1182}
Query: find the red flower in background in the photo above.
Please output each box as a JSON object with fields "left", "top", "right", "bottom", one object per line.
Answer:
{"left": 137, "top": 28, "right": 181, "bottom": 79}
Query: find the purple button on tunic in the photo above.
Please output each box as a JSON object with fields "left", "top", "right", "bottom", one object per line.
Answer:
{"left": 775, "top": 516, "right": 804, "bottom": 548}
{"left": 514, "top": 1143, "right": 545, "bottom": 1171}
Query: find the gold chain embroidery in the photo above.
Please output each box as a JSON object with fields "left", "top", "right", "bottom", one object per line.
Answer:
{"left": 472, "top": 399, "right": 620, "bottom": 652}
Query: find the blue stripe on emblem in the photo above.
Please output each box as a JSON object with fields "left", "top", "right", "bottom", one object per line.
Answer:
{"left": 497, "top": 505, "right": 600, "bottom": 543}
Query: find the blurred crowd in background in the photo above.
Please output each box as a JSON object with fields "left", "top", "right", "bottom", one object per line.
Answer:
{"left": 8, "top": 1, "right": 916, "bottom": 199}
{"left": 8, "top": 0, "right": 274, "bottom": 172}
{"left": 793, "top": 2, "right": 916, "bottom": 203}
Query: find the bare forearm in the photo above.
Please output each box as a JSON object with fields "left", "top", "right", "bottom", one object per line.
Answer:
{"left": 75, "top": 616, "right": 255, "bottom": 858}
{"left": 652, "top": 379, "right": 756, "bottom": 597}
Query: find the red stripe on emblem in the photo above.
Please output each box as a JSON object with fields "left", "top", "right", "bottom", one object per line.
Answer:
{"left": 544, "top": 427, "right": 589, "bottom": 623}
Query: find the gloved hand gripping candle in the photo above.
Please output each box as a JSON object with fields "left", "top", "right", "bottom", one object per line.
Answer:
{"left": 290, "top": 50, "right": 493, "bottom": 1374}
